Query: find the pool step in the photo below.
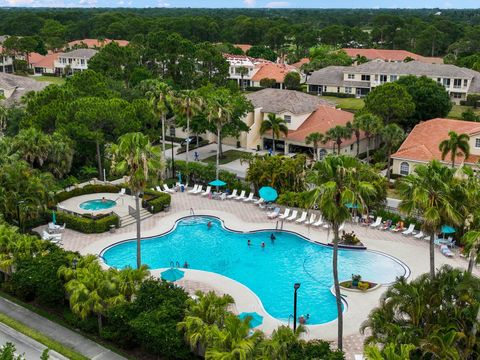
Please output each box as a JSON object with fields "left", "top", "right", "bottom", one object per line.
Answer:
{"left": 119, "top": 209, "right": 152, "bottom": 227}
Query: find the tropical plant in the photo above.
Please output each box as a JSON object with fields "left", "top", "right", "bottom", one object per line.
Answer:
{"left": 259, "top": 325, "right": 305, "bottom": 360}
{"left": 348, "top": 119, "right": 362, "bottom": 157}
{"left": 237, "top": 66, "right": 249, "bottom": 91}
{"left": 116, "top": 265, "right": 150, "bottom": 301}
{"left": 354, "top": 113, "right": 383, "bottom": 162}
{"left": 463, "top": 230, "right": 480, "bottom": 273}
{"left": 110, "top": 132, "right": 163, "bottom": 269}
{"left": 0, "top": 105, "right": 7, "bottom": 137}
{"left": 325, "top": 125, "right": 352, "bottom": 155}
{"left": 260, "top": 113, "right": 289, "bottom": 155}
{"left": 305, "top": 132, "right": 325, "bottom": 161}
{"left": 398, "top": 160, "right": 462, "bottom": 277}
{"left": 0, "top": 343, "right": 25, "bottom": 360}
{"left": 364, "top": 343, "right": 416, "bottom": 360}
{"left": 307, "top": 155, "right": 381, "bottom": 350}
{"left": 381, "top": 124, "right": 405, "bottom": 181}
{"left": 439, "top": 131, "right": 470, "bottom": 168}
{"left": 12, "top": 127, "right": 51, "bottom": 168}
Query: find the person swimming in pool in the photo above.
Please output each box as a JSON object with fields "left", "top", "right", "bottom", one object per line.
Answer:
{"left": 207, "top": 221, "right": 212, "bottom": 229}
{"left": 183, "top": 261, "right": 189, "bottom": 268}
{"left": 247, "top": 239, "right": 251, "bottom": 246}
{"left": 270, "top": 233, "right": 276, "bottom": 243}
{"left": 261, "top": 242, "right": 265, "bottom": 249}
{"left": 101, "top": 197, "right": 106, "bottom": 203}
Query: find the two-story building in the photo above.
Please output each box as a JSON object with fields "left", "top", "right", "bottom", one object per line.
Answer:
{"left": 54, "top": 49, "right": 98, "bottom": 75}
{"left": 0, "top": 47, "right": 14, "bottom": 73}
{"left": 1, "top": 72, "right": 49, "bottom": 106}
{"left": 391, "top": 118, "right": 480, "bottom": 176}
{"left": 307, "top": 61, "right": 480, "bottom": 103}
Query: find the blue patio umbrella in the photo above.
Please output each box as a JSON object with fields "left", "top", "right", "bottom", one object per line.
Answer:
{"left": 259, "top": 186, "right": 278, "bottom": 202}
{"left": 441, "top": 225, "right": 456, "bottom": 234}
{"left": 345, "top": 202, "right": 359, "bottom": 209}
{"left": 209, "top": 179, "right": 227, "bottom": 187}
{"left": 52, "top": 211, "right": 56, "bottom": 225}
{"left": 161, "top": 268, "right": 185, "bottom": 282}
{"left": 238, "top": 312, "right": 263, "bottom": 328}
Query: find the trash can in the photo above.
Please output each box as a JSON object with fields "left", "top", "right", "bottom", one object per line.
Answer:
{"left": 109, "top": 224, "right": 116, "bottom": 233}
{"left": 181, "top": 184, "right": 185, "bottom": 192}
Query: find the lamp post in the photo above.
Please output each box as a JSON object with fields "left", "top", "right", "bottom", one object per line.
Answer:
{"left": 293, "top": 282, "right": 301, "bottom": 331}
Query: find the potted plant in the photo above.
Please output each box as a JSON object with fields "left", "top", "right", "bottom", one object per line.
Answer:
{"left": 352, "top": 274, "right": 362, "bottom": 287}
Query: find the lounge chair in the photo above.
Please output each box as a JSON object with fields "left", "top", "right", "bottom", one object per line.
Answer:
{"left": 187, "top": 184, "right": 199, "bottom": 194}
{"left": 391, "top": 222, "right": 405, "bottom": 232}
{"left": 42, "top": 231, "right": 62, "bottom": 241}
{"left": 235, "top": 190, "right": 246, "bottom": 201}
{"left": 402, "top": 224, "right": 416, "bottom": 236}
{"left": 440, "top": 245, "right": 455, "bottom": 257}
{"left": 354, "top": 355, "right": 365, "bottom": 360}
{"left": 267, "top": 207, "right": 280, "bottom": 219}
{"left": 118, "top": 188, "right": 126, "bottom": 196}
{"left": 227, "top": 189, "right": 238, "bottom": 199}
{"left": 155, "top": 185, "right": 163, "bottom": 192}
{"left": 286, "top": 210, "right": 298, "bottom": 221}
{"left": 370, "top": 216, "right": 382, "bottom": 228}
{"left": 219, "top": 193, "right": 227, "bottom": 200}
{"left": 338, "top": 222, "right": 345, "bottom": 232}
{"left": 312, "top": 216, "right": 324, "bottom": 227}
{"left": 380, "top": 220, "right": 392, "bottom": 231}
{"left": 305, "top": 213, "right": 317, "bottom": 225}
{"left": 201, "top": 186, "right": 211, "bottom": 197}
{"left": 295, "top": 212, "right": 308, "bottom": 224}
{"left": 163, "top": 184, "right": 175, "bottom": 194}
{"left": 323, "top": 223, "right": 331, "bottom": 229}
{"left": 254, "top": 198, "right": 264, "bottom": 206}
{"left": 414, "top": 231, "right": 424, "bottom": 239}
{"left": 193, "top": 185, "right": 203, "bottom": 195}
{"left": 243, "top": 193, "right": 255, "bottom": 202}
{"left": 278, "top": 208, "right": 290, "bottom": 220}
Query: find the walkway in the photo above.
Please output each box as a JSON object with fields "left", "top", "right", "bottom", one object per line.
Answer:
{"left": 0, "top": 297, "right": 126, "bottom": 360}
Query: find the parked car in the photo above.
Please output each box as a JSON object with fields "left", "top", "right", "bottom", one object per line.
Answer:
{"left": 181, "top": 136, "right": 203, "bottom": 146}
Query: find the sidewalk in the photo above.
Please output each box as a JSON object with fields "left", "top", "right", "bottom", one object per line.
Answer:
{"left": 0, "top": 297, "right": 126, "bottom": 360}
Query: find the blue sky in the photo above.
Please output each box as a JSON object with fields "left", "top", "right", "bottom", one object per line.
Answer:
{"left": 0, "top": 0, "right": 479, "bottom": 8}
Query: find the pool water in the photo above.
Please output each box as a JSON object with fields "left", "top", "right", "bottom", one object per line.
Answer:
{"left": 102, "top": 216, "right": 407, "bottom": 324}
{"left": 79, "top": 199, "right": 116, "bottom": 211}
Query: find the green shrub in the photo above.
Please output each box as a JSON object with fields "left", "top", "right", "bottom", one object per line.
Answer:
{"left": 277, "top": 191, "right": 311, "bottom": 209}
{"left": 142, "top": 190, "right": 171, "bottom": 213}
{"left": 54, "top": 184, "right": 121, "bottom": 203}
{"left": 321, "top": 91, "right": 356, "bottom": 98}
{"left": 176, "top": 139, "right": 210, "bottom": 154}
{"left": 56, "top": 212, "right": 119, "bottom": 233}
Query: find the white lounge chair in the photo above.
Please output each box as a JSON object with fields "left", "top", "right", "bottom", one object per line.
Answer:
{"left": 295, "top": 211, "right": 308, "bottom": 224}
{"left": 305, "top": 213, "right": 317, "bottom": 225}
{"left": 414, "top": 231, "right": 424, "bottom": 239}
{"left": 235, "top": 190, "right": 246, "bottom": 201}
{"left": 118, "top": 188, "right": 126, "bottom": 196}
{"left": 323, "top": 223, "right": 331, "bottom": 229}
{"left": 163, "top": 184, "right": 175, "bottom": 194}
{"left": 286, "top": 210, "right": 298, "bottom": 222}
{"left": 278, "top": 208, "right": 290, "bottom": 220}
{"left": 370, "top": 216, "right": 382, "bottom": 228}
{"left": 187, "top": 184, "right": 199, "bottom": 194}
{"left": 338, "top": 222, "right": 345, "bottom": 232}
{"left": 312, "top": 216, "right": 324, "bottom": 227}
{"left": 201, "top": 186, "right": 211, "bottom": 197}
{"left": 193, "top": 185, "right": 203, "bottom": 195}
{"left": 267, "top": 207, "right": 280, "bottom": 219}
{"left": 243, "top": 193, "right": 255, "bottom": 202}
{"left": 402, "top": 224, "right": 416, "bottom": 236}
{"left": 227, "top": 189, "right": 238, "bottom": 199}
{"left": 255, "top": 198, "right": 264, "bottom": 206}
{"left": 155, "top": 185, "right": 163, "bottom": 192}
{"left": 42, "top": 231, "right": 62, "bottom": 241}
{"left": 354, "top": 355, "right": 365, "bottom": 360}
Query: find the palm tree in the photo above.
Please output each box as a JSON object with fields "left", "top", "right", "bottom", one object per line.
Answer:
{"left": 398, "top": 160, "right": 462, "bottom": 277}
{"left": 237, "top": 66, "right": 249, "bottom": 91}
{"left": 305, "top": 132, "right": 324, "bottom": 161}
{"left": 439, "top": 131, "right": 470, "bottom": 168}
{"left": 348, "top": 119, "right": 362, "bottom": 157}
{"left": 381, "top": 124, "right": 405, "bottom": 181}
{"left": 260, "top": 113, "right": 288, "bottom": 155}
{"left": 117, "top": 265, "right": 150, "bottom": 301}
{"left": 12, "top": 127, "right": 51, "bottom": 168}
{"left": 325, "top": 125, "right": 352, "bottom": 155}
{"left": 355, "top": 113, "right": 383, "bottom": 162}
{"left": 46, "top": 132, "right": 75, "bottom": 179}
{"left": 259, "top": 325, "right": 305, "bottom": 360}
{"left": 364, "top": 343, "right": 416, "bottom": 360}
{"left": 0, "top": 105, "right": 7, "bottom": 137}
{"left": 307, "top": 155, "right": 380, "bottom": 350}
{"left": 110, "top": 133, "right": 163, "bottom": 269}
{"left": 463, "top": 230, "right": 480, "bottom": 274}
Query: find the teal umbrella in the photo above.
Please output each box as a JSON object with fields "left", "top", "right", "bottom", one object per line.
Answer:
{"left": 259, "top": 186, "right": 278, "bottom": 202}
{"left": 238, "top": 312, "right": 263, "bottom": 328}
{"left": 161, "top": 268, "right": 185, "bottom": 282}
{"left": 209, "top": 179, "right": 227, "bottom": 187}
{"left": 345, "top": 202, "right": 359, "bottom": 209}
{"left": 52, "top": 211, "right": 56, "bottom": 225}
{"left": 441, "top": 225, "right": 456, "bottom": 234}
{"left": 177, "top": 171, "right": 182, "bottom": 184}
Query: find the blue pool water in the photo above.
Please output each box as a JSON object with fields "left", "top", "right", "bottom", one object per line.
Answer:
{"left": 103, "top": 216, "right": 407, "bottom": 324}
{"left": 79, "top": 199, "right": 116, "bottom": 211}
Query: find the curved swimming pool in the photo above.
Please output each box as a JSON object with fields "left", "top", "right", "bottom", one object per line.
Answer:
{"left": 79, "top": 199, "right": 116, "bottom": 211}
{"left": 102, "top": 216, "right": 407, "bottom": 325}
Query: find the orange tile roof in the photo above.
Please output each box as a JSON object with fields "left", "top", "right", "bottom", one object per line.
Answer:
{"left": 281, "top": 105, "right": 364, "bottom": 147}
{"left": 252, "top": 63, "right": 297, "bottom": 83}
{"left": 342, "top": 48, "right": 443, "bottom": 64}
{"left": 28, "top": 52, "right": 44, "bottom": 64}
{"left": 391, "top": 118, "right": 480, "bottom": 164}
{"left": 291, "top": 58, "right": 310, "bottom": 69}
{"left": 67, "top": 38, "right": 129, "bottom": 49}
{"left": 31, "top": 52, "right": 60, "bottom": 69}
{"left": 234, "top": 44, "right": 252, "bottom": 53}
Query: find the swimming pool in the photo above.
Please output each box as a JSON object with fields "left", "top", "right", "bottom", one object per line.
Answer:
{"left": 102, "top": 216, "right": 407, "bottom": 325}
{"left": 79, "top": 199, "right": 116, "bottom": 211}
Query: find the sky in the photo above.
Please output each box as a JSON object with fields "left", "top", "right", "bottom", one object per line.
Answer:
{"left": 0, "top": 0, "right": 479, "bottom": 8}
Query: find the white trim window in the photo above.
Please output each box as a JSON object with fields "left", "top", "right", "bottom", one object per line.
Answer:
{"left": 400, "top": 162, "right": 410, "bottom": 176}
{"left": 284, "top": 115, "right": 291, "bottom": 124}
{"left": 345, "top": 87, "right": 352, "bottom": 94}
{"left": 475, "top": 138, "right": 480, "bottom": 148}
{"left": 347, "top": 74, "right": 355, "bottom": 79}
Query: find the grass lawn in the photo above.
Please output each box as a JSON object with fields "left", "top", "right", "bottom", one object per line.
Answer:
{"left": 203, "top": 150, "right": 248, "bottom": 165}
{"left": 0, "top": 312, "right": 88, "bottom": 360}
{"left": 30, "top": 75, "right": 66, "bottom": 85}
{"left": 447, "top": 105, "right": 480, "bottom": 120}
{"left": 321, "top": 96, "right": 365, "bottom": 112}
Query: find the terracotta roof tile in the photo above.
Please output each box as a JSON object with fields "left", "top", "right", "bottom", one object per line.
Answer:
{"left": 67, "top": 38, "right": 129, "bottom": 49}
{"left": 291, "top": 58, "right": 310, "bottom": 69}
{"left": 251, "top": 63, "right": 298, "bottom": 83}
{"left": 342, "top": 48, "right": 443, "bottom": 64}
{"left": 234, "top": 44, "right": 252, "bottom": 53}
{"left": 31, "top": 52, "right": 60, "bottom": 69}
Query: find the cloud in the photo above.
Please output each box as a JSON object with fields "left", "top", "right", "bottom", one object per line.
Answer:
{"left": 4, "top": 0, "right": 34, "bottom": 4}
{"left": 78, "top": 0, "right": 96, "bottom": 5}
{"left": 265, "top": 1, "right": 289, "bottom": 7}
{"left": 243, "top": 0, "right": 256, "bottom": 7}
{"left": 158, "top": 0, "right": 170, "bottom": 5}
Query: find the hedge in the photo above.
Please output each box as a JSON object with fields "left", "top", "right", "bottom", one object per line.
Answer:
{"left": 321, "top": 92, "right": 356, "bottom": 98}
{"left": 244, "top": 86, "right": 264, "bottom": 92}
{"left": 55, "top": 184, "right": 121, "bottom": 203}
{"left": 56, "top": 212, "right": 119, "bottom": 233}
{"left": 143, "top": 190, "right": 171, "bottom": 214}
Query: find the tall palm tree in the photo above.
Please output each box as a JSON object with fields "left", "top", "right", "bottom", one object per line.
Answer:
{"left": 259, "top": 325, "right": 305, "bottom": 360}
{"left": 307, "top": 155, "right": 380, "bottom": 350}
{"left": 355, "top": 113, "right": 383, "bottom": 162}
{"left": 117, "top": 265, "right": 150, "bottom": 301}
{"left": 348, "top": 119, "right": 362, "bottom": 157}
{"left": 237, "top": 66, "right": 249, "bottom": 91}
{"left": 381, "top": 124, "right": 405, "bottom": 181}
{"left": 398, "top": 160, "right": 462, "bottom": 277}
{"left": 110, "top": 133, "right": 163, "bottom": 269}
{"left": 439, "top": 131, "right": 470, "bottom": 168}
{"left": 325, "top": 125, "right": 352, "bottom": 155}
{"left": 305, "top": 132, "right": 324, "bottom": 161}
{"left": 12, "top": 127, "right": 51, "bottom": 168}
{"left": 463, "top": 230, "right": 480, "bottom": 274}
{"left": 260, "top": 113, "right": 288, "bottom": 155}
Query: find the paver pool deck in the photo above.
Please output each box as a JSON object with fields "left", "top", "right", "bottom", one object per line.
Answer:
{"left": 50, "top": 191, "right": 479, "bottom": 359}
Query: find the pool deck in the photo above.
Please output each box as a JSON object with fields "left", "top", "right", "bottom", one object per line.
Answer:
{"left": 52, "top": 191, "right": 479, "bottom": 358}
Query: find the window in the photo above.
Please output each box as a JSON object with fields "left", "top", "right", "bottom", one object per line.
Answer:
{"left": 443, "top": 78, "right": 450, "bottom": 87}
{"left": 345, "top": 87, "right": 352, "bottom": 94}
{"left": 400, "top": 162, "right": 410, "bottom": 176}
{"left": 361, "top": 74, "right": 370, "bottom": 81}
{"left": 453, "top": 79, "right": 461, "bottom": 88}
{"left": 337, "top": 87, "right": 340, "bottom": 93}
{"left": 464, "top": 79, "right": 468, "bottom": 87}
{"left": 452, "top": 92, "right": 463, "bottom": 99}
{"left": 318, "top": 149, "right": 327, "bottom": 160}
{"left": 390, "top": 75, "right": 397, "bottom": 81}
{"left": 437, "top": 78, "right": 442, "bottom": 84}
{"left": 347, "top": 73, "right": 355, "bottom": 79}
{"left": 475, "top": 138, "right": 480, "bottom": 148}
{"left": 80, "top": 59, "right": 85, "bottom": 65}
{"left": 374, "top": 74, "right": 378, "bottom": 81}
{"left": 284, "top": 115, "right": 291, "bottom": 124}
{"left": 380, "top": 75, "right": 388, "bottom": 83}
